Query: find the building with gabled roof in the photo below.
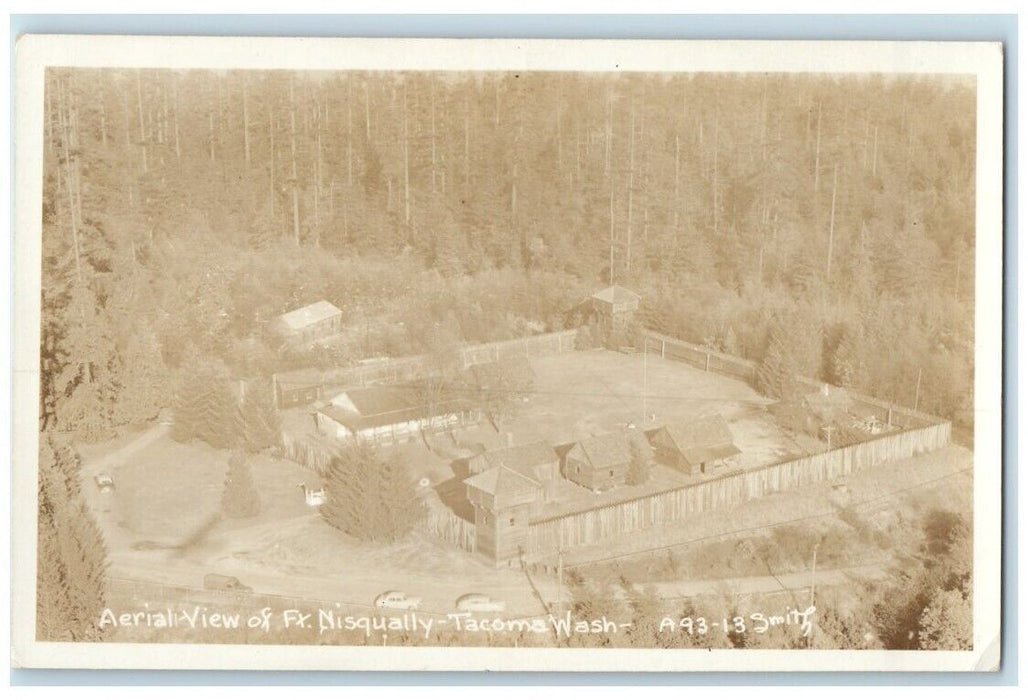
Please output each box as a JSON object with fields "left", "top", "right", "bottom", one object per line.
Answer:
{"left": 467, "top": 440, "right": 560, "bottom": 501}
{"left": 650, "top": 414, "right": 741, "bottom": 476}
{"left": 270, "top": 300, "right": 343, "bottom": 349}
{"left": 571, "top": 284, "right": 641, "bottom": 348}
{"left": 564, "top": 431, "right": 634, "bottom": 492}
{"left": 464, "top": 466, "right": 542, "bottom": 568}
{"left": 590, "top": 284, "right": 642, "bottom": 310}
{"left": 315, "top": 385, "right": 478, "bottom": 446}
{"left": 464, "top": 466, "right": 541, "bottom": 511}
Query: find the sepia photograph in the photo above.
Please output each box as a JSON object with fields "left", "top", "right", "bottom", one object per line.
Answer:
{"left": 11, "top": 35, "right": 1004, "bottom": 672}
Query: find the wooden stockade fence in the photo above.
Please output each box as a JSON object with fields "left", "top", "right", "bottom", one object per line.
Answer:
{"left": 525, "top": 420, "right": 951, "bottom": 560}
{"left": 274, "top": 329, "right": 578, "bottom": 407}
{"left": 640, "top": 330, "right": 937, "bottom": 430}
{"left": 459, "top": 330, "right": 577, "bottom": 368}
{"left": 642, "top": 330, "right": 758, "bottom": 384}
{"left": 515, "top": 331, "right": 950, "bottom": 561}
{"left": 422, "top": 506, "right": 477, "bottom": 554}
{"left": 276, "top": 327, "right": 950, "bottom": 563}
{"left": 281, "top": 432, "right": 337, "bottom": 475}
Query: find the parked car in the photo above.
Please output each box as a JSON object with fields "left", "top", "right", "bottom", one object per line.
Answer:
{"left": 94, "top": 473, "right": 115, "bottom": 493}
{"left": 203, "top": 574, "right": 252, "bottom": 592}
{"left": 455, "top": 593, "right": 505, "bottom": 613}
{"left": 374, "top": 590, "right": 421, "bottom": 611}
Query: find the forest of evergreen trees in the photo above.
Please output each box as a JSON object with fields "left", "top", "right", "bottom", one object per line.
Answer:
{"left": 39, "top": 67, "right": 977, "bottom": 441}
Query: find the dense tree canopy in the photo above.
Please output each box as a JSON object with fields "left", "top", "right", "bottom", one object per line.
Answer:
{"left": 321, "top": 442, "right": 426, "bottom": 543}
{"left": 36, "top": 436, "right": 109, "bottom": 641}
{"left": 40, "top": 68, "right": 976, "bottom": 435}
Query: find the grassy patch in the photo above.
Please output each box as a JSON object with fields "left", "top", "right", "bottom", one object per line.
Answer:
{"left": 107, "top": 436, "right": 315, "bottom": 540}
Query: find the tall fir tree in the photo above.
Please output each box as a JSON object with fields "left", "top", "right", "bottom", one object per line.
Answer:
{"left": 322, "top": 442, "right": 423, "bottom": 542}
{"left": 113, "top": 328, "right": 173, "bottom": 426}
{"left": 36, "top": 435, "right": 109, "bottom": 641}
{"left": 52, "top": 287, "right": 121, "bottom": 442}
{"left": 756, "top": 321, "right": 792, "bottom": 400}
{"left": 172, "top": 365, "right": 238, "bottom": 449}
{"left": 221, "top": 450, "right": 261, "bottom": 519}
{"left": 320, "top": 442, "right": 373, "bottom": 539}
{"left": 235, "top": 381, "right": 282, "bottom": 453}
{"left": 830, "top": 328, "right": 860, "bottom": 388}
{"left": 722, "top": 325, "right": 740, "bottom": 356}
{"left": 374, "top": 451, "right": 426, "bottom": 541}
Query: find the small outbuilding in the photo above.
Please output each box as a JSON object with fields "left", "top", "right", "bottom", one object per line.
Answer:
{"left": 769, "top": 383, "right": 856, "bottom": 438}
{"left": 315, "top": 385, "right": 475, "bottom": 446}
{"left": 570, "top": 284, "right": 642, "bottom": 347}
{"left": 563, "top": 431, "right": 634, "bottom": 492}
{"left": 592, "top": 284, "right": 640, "bottom": 334}
{"left": 468, "top": 440, "right": 561, "bottom": 501}
{"left": 270, "top": 301, "right": 343, "bottom": 349}
{"left": 590, "top": 284, "right": 642, "bottom": 317}
{"left": 650, "top": 414, "right": 740, "bottom": 476}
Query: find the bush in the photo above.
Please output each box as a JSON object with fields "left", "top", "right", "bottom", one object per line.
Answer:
{"left": 321, "top": 442, "right": 425, "bottom": 543}
{"left": 221, "top": 450, "right": 261, "bottom": 519}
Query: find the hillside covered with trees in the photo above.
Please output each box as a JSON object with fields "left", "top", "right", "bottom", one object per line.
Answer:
{"left": 40, "top": 67, "right": 976, "bottom": 440}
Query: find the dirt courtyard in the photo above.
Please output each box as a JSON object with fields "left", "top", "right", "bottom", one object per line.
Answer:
{"left": 505, "top": 348, "right": 817, "bottom": 465}
{"left": 419, "top": 348, "right": 825, "bottom": 522}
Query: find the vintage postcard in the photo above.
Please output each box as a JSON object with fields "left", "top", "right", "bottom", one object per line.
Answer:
{"left": 11, "top": 35, "right": 1003, "bottom": 672}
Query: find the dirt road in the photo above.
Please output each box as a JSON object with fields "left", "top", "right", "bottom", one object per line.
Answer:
{"left": 108, "top": 548, "right": 554, "bottom": 619}
{"left": 80, "top": 422, "right": 171, "bottom": 475}
{"left": 650, "top": 563, "right": 888, "bottom": 601}
{"left": 108, "top": 543, "right": 886, "bottom": 619}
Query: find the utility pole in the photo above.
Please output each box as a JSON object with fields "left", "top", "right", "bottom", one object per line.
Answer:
{"left": 642, "top": 338, "right": 648, "bottom": 425}
{"left": 823, "top": 424, "right": 835, "bottom": 452}
{"left": 556, "top": 546, "right": 564, "bottom": 615}
{"left": 289, "top": 77, "right": 300, "bottom": 245}
{"left": 809, "top": 542, "right": 819, "bottom": 611}
{"left": 609, "top": 184, "right": 615, "bottom": 286}
{"left": 826, "top": 163, "right": 838, "bottom": 283}
{"left": 914, "top": 367, "right": 923, "bottom": 411}
{"left": 806, "top": 542, "right": 819, "bottom": 648}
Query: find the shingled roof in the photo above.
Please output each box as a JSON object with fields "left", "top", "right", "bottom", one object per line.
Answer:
{"left": 571, "top": 431, "right": 634, "bottom": 470}
{"left": 590, "top": 284, "right": 641, "bottom": 306}
{"left": 336, "top": 386, "right": 418, "bottom": 416}
{"left": 659, "top": 414, "right": 740, "bottom": 466}
{"left": 319, "top": 385, "right": 466, "bottom": 432}
{"left": 463, "top": 466, "right": 540, "bottom": 508}
{"left": 469, "top": 441, "right": 557, "bottom": 479}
